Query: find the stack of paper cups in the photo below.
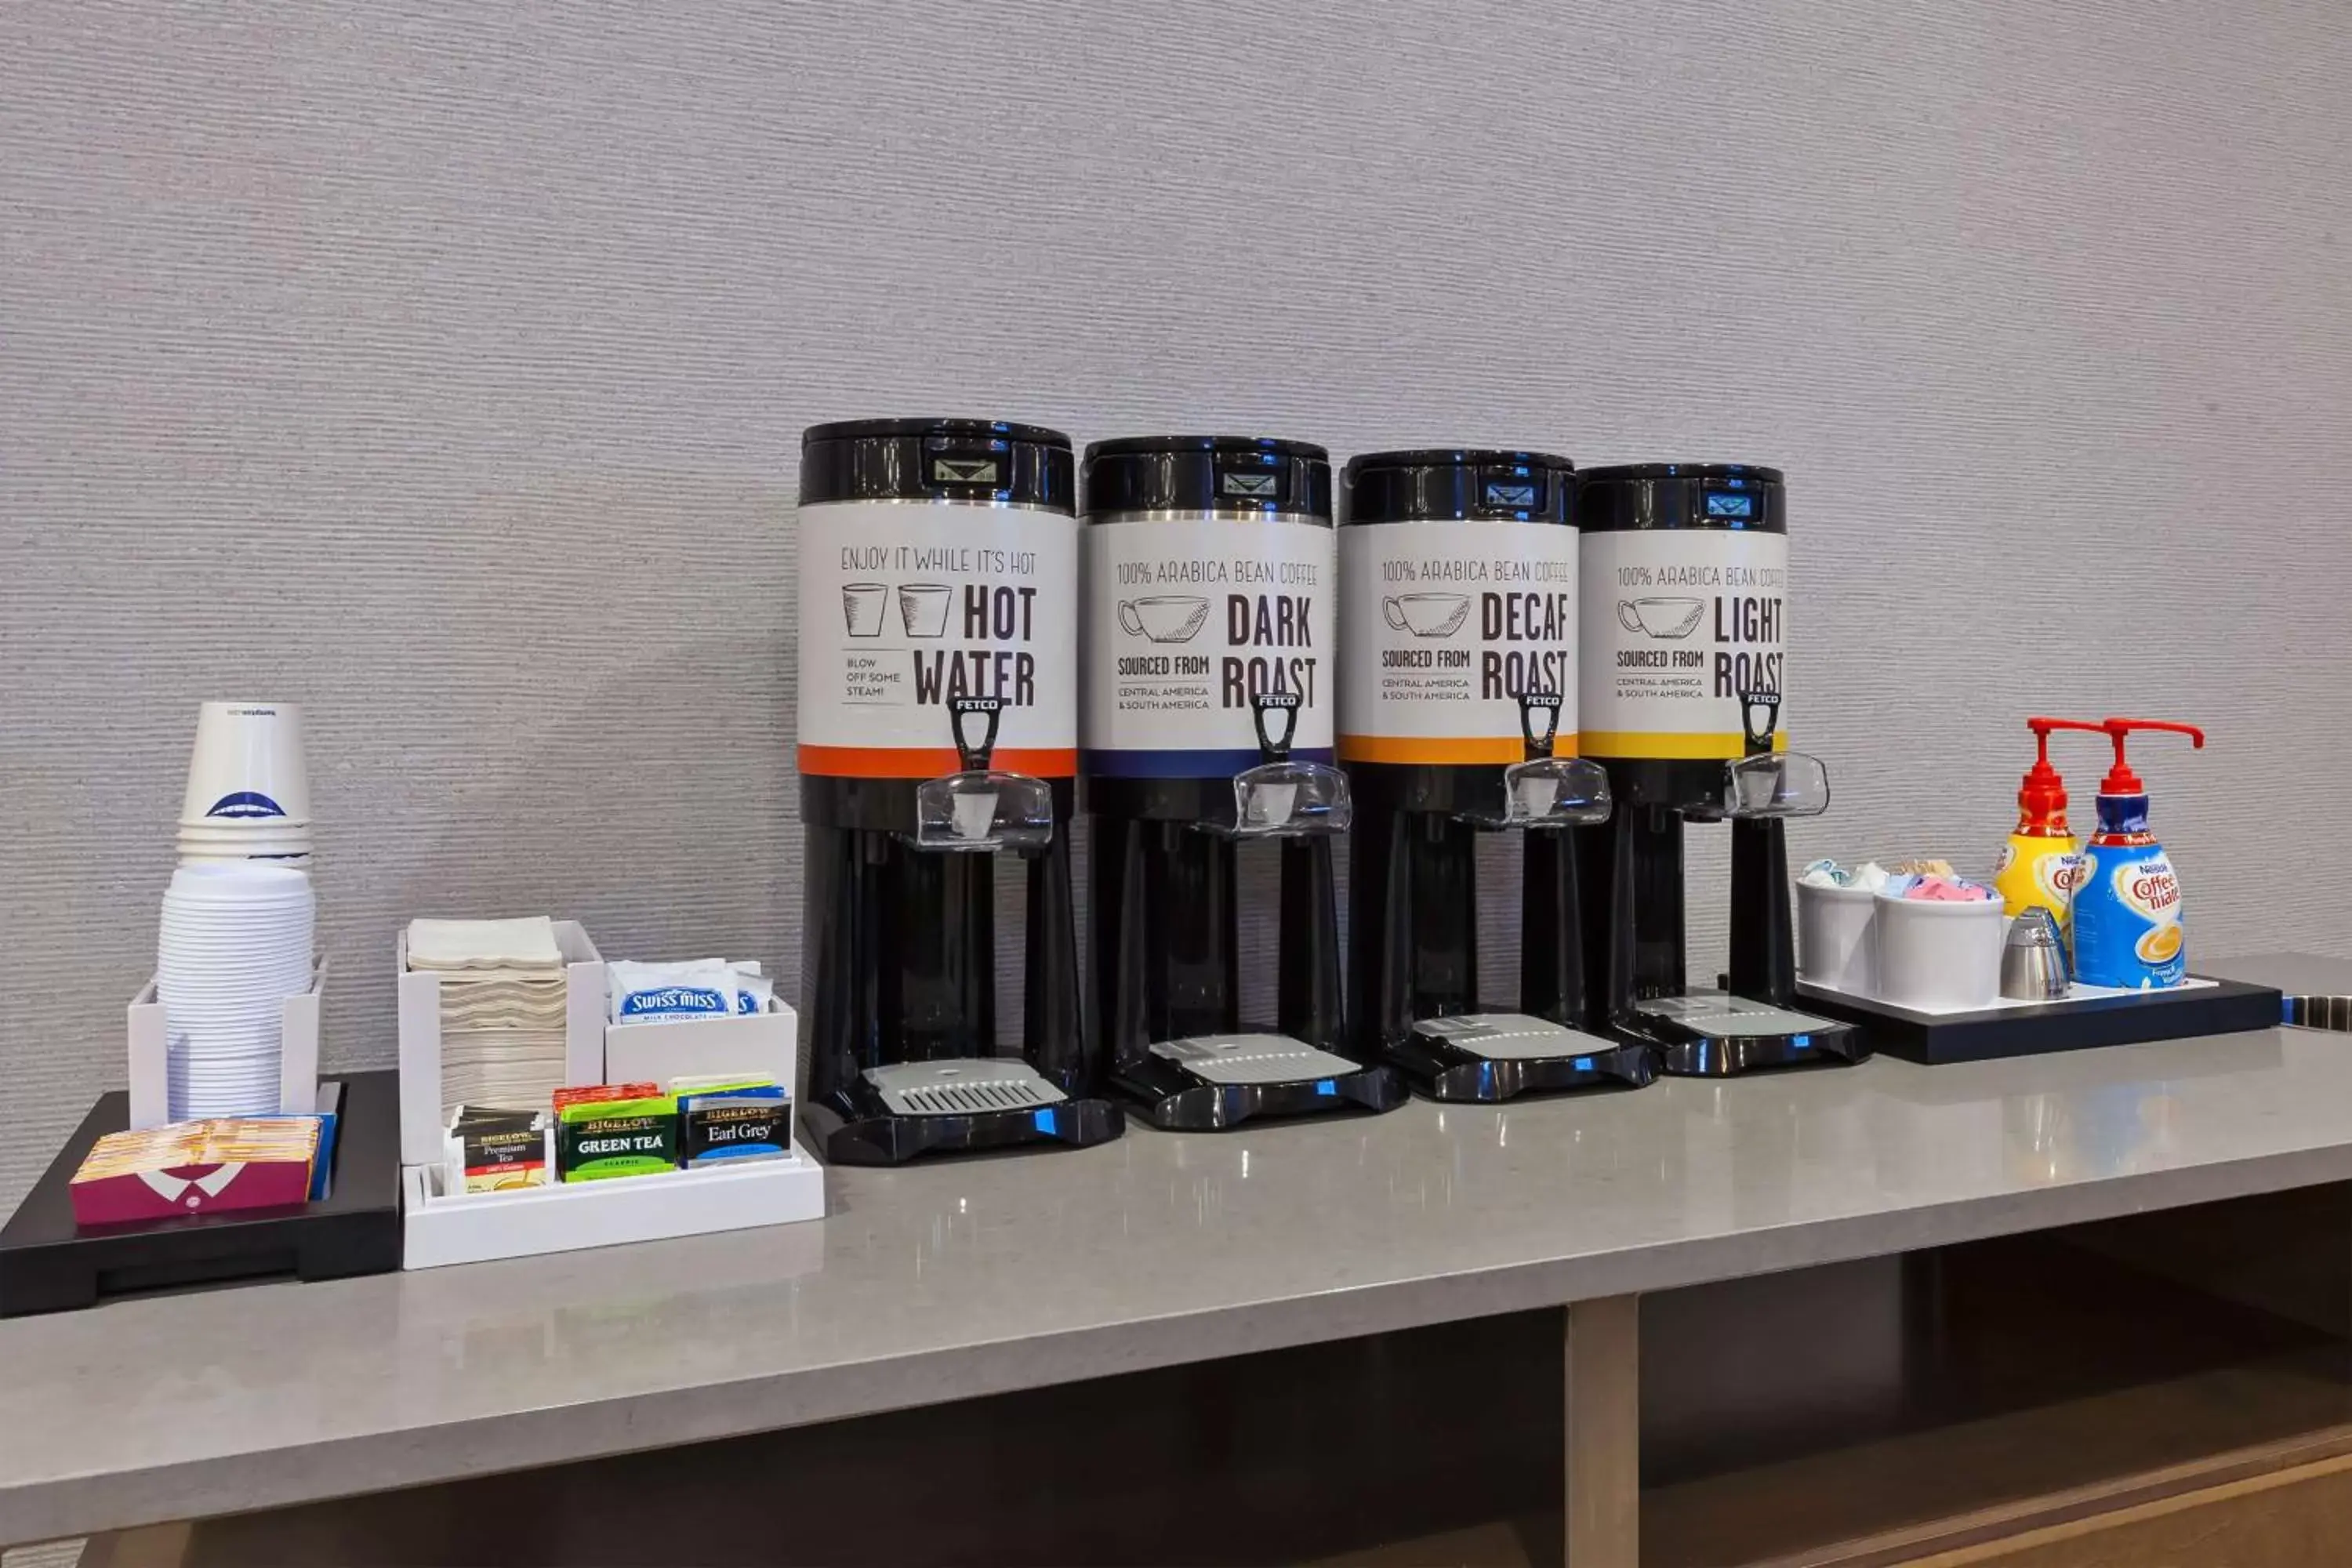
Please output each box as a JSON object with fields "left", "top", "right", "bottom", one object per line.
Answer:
{"left": 176, "top": 702, "right": 313, "bottom": 866}
{"left": 156, "top": 863, "right": 316, "bottom": 1120}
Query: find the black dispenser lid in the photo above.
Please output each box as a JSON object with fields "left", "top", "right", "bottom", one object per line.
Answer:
{"left": 1343, "top": 448, "right": 1574, "bottom": 526}
{"left": 800, "top": 419, "right": 1075, "bottom": 510}
{"left": 1083, "top": 435, "right": 1332, "bottom": 522}
{"left": 1577, "top": 463, "right": 1784, "bottom": 534}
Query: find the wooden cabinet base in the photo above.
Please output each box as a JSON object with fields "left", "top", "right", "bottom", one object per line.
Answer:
{"left": 1899, "top": 1446, "right": 2352, "bottom": 1566}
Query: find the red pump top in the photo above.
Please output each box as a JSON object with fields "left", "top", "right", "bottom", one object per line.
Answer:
{"left": 2096, "top": 718, "right": 2205, "bottom": 796}
{"left": 2019, "top": 717, "right": 2104, "bottom": 832}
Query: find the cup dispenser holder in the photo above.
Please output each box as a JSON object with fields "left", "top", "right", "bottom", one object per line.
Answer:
{"left": 911, "top": 697, "right": 1054, "bottom": 853}
{"left": 1220, "top": 693, "right": 1352, "bottom": 840}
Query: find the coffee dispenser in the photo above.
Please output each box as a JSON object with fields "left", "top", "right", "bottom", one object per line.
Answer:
{"left": 1575, "top": 463, "right": 1864, "bottom": 1075}
{"left": 1339, "top": 449, "right": 1654, "bottom": 1101}
{"left": 797, "top": 418, "right": 1121, "bottom": 1163}
{"left": 1082, "top": 435, "right": 1405, "bottom": 1129}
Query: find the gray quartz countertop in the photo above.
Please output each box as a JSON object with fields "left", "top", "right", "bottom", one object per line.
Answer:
{"left": 2, "top": 953, "right": 2347, "bottom": 1544}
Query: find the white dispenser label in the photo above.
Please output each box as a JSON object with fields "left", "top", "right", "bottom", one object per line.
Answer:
{"left": 1338, "top": 520, "right": 1578, "bottom": 765}
{"left": 1579, "top": 529, "right": 1788, "bottom": 757}
{"left": 1082, "top": 516, "right": 1334, "bottom": 775}
{"left": 797, "top": 500, "right": 1077, "bottom": 778}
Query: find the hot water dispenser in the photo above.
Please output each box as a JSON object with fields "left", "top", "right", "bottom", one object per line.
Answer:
{"left": 797, "top": 418, "right": 1121, "bottom": 1163}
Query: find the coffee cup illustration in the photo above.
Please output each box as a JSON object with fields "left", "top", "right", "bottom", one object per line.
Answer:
{"left": 1118, "top": 595, "right": 1210, "bottom": 643}
{"left": 1617, "top": 597, "right": 1704, "bottom": 638}
{"left": 842, "top": 583, "right": 888, "bottom": 637}
{"left": 1382, "top": 592, "right": 1471, "bottom": 638}
{"left": 898, "top": 583, "right": 953, "bottom": 638}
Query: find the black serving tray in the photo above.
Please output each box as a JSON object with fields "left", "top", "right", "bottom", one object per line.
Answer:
{"left": 0, "top": 1070, "right": 403, "bottom": 1316}
{"left": 1792, "top": 976, "right": 2284, "bottom": 1065}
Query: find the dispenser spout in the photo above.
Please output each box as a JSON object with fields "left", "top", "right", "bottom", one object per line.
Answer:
{"left": 1225, "top": 690, "right": 1352, "bottom": 838}
{"left": 2095, "top": 718, "right": 2205, "bottom": 795}
{"left": 2017, "top": 717, "right": 2103, "bottom": 832}
{"left": 909, "top": 696, "right": 1055, "bottom": 853}
{"left": 1465, "top": 690, "right": 1611, "bottom": 831}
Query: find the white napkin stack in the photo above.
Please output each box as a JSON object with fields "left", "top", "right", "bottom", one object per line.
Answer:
{"left": 407, "top": 917, "right": 569, "bottom": 1117}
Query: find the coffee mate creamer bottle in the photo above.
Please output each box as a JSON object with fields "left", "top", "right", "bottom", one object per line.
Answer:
{"left": 2069, "top": 719, "right": 2205, "bottom": 989}
{"left": 1577, "top": 464, "right": 1788, "bottom": 794}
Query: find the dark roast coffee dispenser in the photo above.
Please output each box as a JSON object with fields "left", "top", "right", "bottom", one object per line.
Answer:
{"left": 797, "top": 418, "right": 1121, "bottom": 1163}
{"left": 1339, "top": 449, "right": 1655, "bottom": 1101}
{"left": 1575, "top": 463, "right": 1864, "bottom": 1075}
{"left": 1082, "top": 435, "right": 1406, "bottom": 1129}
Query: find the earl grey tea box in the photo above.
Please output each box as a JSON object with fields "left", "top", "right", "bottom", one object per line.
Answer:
{"left": 681, "top": 1097, "right": 791, "bottom": 1167}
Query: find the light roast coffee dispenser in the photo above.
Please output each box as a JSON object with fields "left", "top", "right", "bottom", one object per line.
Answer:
{"left": 1339, "top": 450, "right": 1655, "bottom": 1101}
{"left": 797, "top": 419, "right": 1122, "bottom": 1163}
{"left": 1574, "top": 463, "right": 1865, "bottom": 1076}
{"left": 1082, "top": 435, "right": 1406, "bottom": 1129}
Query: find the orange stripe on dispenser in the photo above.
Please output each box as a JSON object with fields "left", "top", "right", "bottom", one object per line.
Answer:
{"left": 796, "top": 745, "right": 1077, "bottom": 779}
{"left": 1338, "top": 734, "right": 1582, "bottom": 765}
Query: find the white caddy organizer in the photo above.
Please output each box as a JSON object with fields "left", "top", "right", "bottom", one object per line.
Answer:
{"left": 397, "top": 921, "right": 824, "bottom": 1269}
{"left": 125, "top": 960, "right": 326, "bottom": 1131}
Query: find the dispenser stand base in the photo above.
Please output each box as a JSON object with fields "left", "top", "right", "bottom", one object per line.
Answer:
{"left": 813, "top": 1098, "right": 1124, "bottom": 1167}
{"left": 1384, "top": 1035, "right": 1658, "bottom": 1103}
{"left": 1112, "top": 1040, "right": 1406, "bottom": 1131}
{"left": 1620, "top": 990, "right": 1870, "bottom": 1077}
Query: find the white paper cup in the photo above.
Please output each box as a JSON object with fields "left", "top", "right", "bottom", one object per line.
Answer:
{"left": 175, "top": 840, "right": 314, "bottom": 859}
{"left": 1796, "top": 880, "right": 1878, "bottom": 996}
{"left": 1872, "top": 891, "right": 2006, "bottom": 1011}
{"left": 179, "top": 701, "right": 311, "bottom": 826}
{"left": 176, "top": 844, "right": 314, "bottom": 861}
{"left": 177, "top": 822, "right": 314, "bottom": 843}
{"left": 176, "top": 862, "right": 312, "bottom": 877}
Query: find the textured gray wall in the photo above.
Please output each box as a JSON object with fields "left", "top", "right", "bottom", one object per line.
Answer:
{"left": 5, "top": 0, "right": 2349, "bottom": 1207}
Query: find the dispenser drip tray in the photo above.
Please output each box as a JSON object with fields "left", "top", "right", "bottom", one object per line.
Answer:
{"left": 865, "top": 1059, "right": 1068, "bottom": 1117}
{"left": 1412, "top": 1012, "right": 1611, "bottom": 1062}
{"left": 1150, "top": 1033, "right": 1362, "bottom": 1086}
{"left": 1625, "top": 989, "right": 1869, "bottom": 1077}
{"left": 1385, "top": 1013, "right": 1660, "bottom": 1102}
{"left": 1635, "top": 993, "right": 1836, "bottom": 1038}
{"left": 824, "top": 1058, "right": 1120, "bottom": 1167}
{"left": 1116, "top": 1033, "right": 1407, "bottom": 1131}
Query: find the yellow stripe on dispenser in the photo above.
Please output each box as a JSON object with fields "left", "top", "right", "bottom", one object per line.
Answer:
{"left": 1338, "top": 733, "right": 1582, "bottom": 765}
{"left": 1580, "top": 731, "right": 1789, "bottom": 760}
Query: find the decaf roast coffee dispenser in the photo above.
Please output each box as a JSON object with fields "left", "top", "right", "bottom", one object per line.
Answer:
{"left": 797, "top": 418, "right": 1121, "bottom": 1163}
{"left": 1575, "top": 463, "right": 1865, "bottom": 1075}
{"left": 1339, "top": 449, "right": 1653, "bottom": 1101}
{"left": 1082, "top": 435, "right": 1405, "bottom": 1129}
